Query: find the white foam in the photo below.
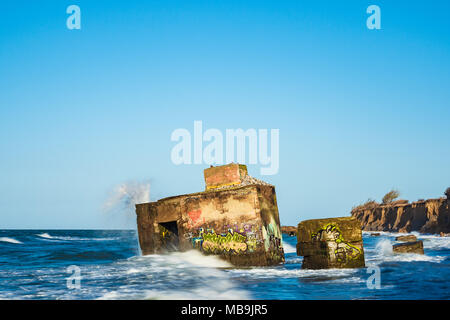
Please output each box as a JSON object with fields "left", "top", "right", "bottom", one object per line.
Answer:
{"left": 37, "top": 233, "right": 53, "bottom": 239}
{"left": 419, "top": 234, "right": 450, "bottom": 250}
{"left": 282, "top": 242, "right": 297, "bottom": 254}
{"left": 36, "top": 233, "right": 117, "bottom": 241}
{"left": 125, "top": 268, "right": 141, "bottom": 274}
{"left": 169, "top": 250, "right": 232, "bottom": 268}
{"left": 285, "top": 257, "right": 302, "bottom": 264}
{"left": 384, "top": 253, "right": 446, "bottom": 263}
{"left": 364, "top": 231, "right": 418, "bottom": 238}
{"left": 98, "top": 286, "right": 251, "bottom": 300}
{"left": 0, "top": 237, "right": 22, "bottom": 244}
{"left": 228, "top": 266, "right": 358, "bottom": 280}
{"left": 89, "top": 251, "right": 250, "bottom": 300}
{"left": 365, "top": 238, "right": 446, "bottom": 263}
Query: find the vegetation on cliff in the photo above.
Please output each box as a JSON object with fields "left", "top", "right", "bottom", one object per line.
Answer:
{"left": 351, "top": 187, "right": 450, "bottom": 234}
{"left": 351, "top": 199, "right": 379, "bottom": 211}
{"left": 382, "top": 189, "right": 400, "bottom": 204}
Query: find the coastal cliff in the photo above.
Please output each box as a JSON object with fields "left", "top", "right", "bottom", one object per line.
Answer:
{"left": 351, "top": 198, "right": 450, "bottom": 234}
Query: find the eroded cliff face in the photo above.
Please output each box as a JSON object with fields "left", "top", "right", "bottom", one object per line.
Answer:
{"left": 351, "top": 198, "right": 450, "bottom": 234}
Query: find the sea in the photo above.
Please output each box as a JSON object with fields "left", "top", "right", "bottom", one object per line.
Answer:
{"left": 0, "top": 230, "right": 449, "bottom": 300}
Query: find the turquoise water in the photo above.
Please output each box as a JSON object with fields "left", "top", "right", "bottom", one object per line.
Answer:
{"left": 0, "top": 230, "right": 448, "bottom": 299}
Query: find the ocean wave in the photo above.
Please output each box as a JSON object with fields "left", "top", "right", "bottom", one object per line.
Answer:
{"left": 227, "top": 266, "right": 359, "bottom": 281}
{"left": 282, "top": 242, "right": 297, "bottom": 254}
{"left": 36, "top": 233, "right": 118, "bottom": 241}
{"left": 0, "top": 237, "right": 22, "bottom": 244}
{"left": 363, "top": 231, "right": 417, "bottom": 238}
{"left": 419, "top": 235, "right": 450, "bottom": 250}
{"left": 98, "top": 286, "right": 251, "bottom": 300}
{"left": 365, "top": 238, "right": 446, "bottom": 263}
{"left": 285, "top": 257, "right": 303, "bottom": 264}
{"left": 36, "top": 233, "right": 53, "bottom": 239}
{"left": 383, "top": 254, "right": 446, "bottom": 263}
{"left": 93, "top": 251, "right": 250, "bottom": 300}
{"left": 364, "top": 231, "right": 450, "bottom": 247}
{"left": 1, "top": 230, "right": 448, "bottom": 299}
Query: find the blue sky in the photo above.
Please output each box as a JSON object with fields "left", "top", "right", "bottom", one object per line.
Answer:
{"left": 1, "top": 1, "right": 449, "bottom": 229}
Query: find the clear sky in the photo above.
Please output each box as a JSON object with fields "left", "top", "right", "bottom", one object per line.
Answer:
{"left": 1, "top": 1, "right": 449, "bottom": 229}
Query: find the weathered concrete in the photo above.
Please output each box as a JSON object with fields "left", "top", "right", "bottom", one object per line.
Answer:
{"left": 395, "top": 235, "right": 417, "bottom": 242}
{"left": 351, "top": 198, "right": 450, "bottom": 234}
{"left": 204, "top": 163, "right": 248, "bottom": 190}
{"left": 393, "top": 241, "right": 424, "bottom": 254}
{"left": 136, "top": 164, "right": 284, "bottom": 266}
{"left": 296, "top": 217, "right": 365, "bottom": 269}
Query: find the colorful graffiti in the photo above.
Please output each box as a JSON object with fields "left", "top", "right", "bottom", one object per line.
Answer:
{"left": 159, "top": 225, "right": 170, "bottom": 239}
{"left": 189, "top": 221, "right": 283, "bottom": 256}
{"left": 311, "top": 224, "right": 361, "bottom": 263}
{"left": 245, "top": 234, "right": 258, "bottom": 252}
{"left": 202, "top": 231, "right": 248, "bottom": 253}
{"left": 186, "top": 223, "right": 266, "bottom": 254}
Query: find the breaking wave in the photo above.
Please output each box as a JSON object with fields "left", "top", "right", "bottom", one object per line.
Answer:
{"left": 36, "top": 233, "right": 117, "bottom": 241}
{"left": 94, "top": 251, "right": 250, "bottom": 300}
{"left": 419, "top": 234, "right": 450, "bottom": 250}
{"left": 36, "top": 233, "right": 52, "bottom": 239}
{"left": 227, "top": 266, "right": 360, "bottom": 280}
{"left": 0, "top": 237, "right": 22, "bottom": 244}
{"left": 365, "top": 238, "right": 446, "bottom": 263}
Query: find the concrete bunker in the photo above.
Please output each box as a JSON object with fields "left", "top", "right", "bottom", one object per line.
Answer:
{"left": 296, "top": 217, "right": 365, "bottom": 269}
{"left": 135, "top": 163, "right": 285, "bottom": 266}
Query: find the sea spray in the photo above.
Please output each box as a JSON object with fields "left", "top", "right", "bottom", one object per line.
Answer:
{"left": 371, "top": 237, "right": 444, "bottom": 263}
{"left": 375, "top": 239, "right": 393, "bottom": 257}
{"left": 104, "top": 180, "right": 151, "bottom": 255}
{"left": 104, "top": 181, "right": 151, "bottom": 213}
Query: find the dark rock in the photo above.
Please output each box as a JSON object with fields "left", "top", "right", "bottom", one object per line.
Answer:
{"left": 371, "top": 233, "right": 381, "bottom": 236}
{"left": 393, "top": 241, "right": 424, "bottom": 254}
{"left": 395, "top": 235, "right": 417, "bottom": 242}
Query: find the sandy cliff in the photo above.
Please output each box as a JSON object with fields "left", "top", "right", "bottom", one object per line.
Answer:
{"left": 351, "top": 198, "right": 450, "bottom": 234}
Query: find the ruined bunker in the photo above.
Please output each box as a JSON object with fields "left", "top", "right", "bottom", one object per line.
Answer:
{"left": 296, "top": 217, "right": 365, "bottom": 269}
{"left": 135, "top": 163, "right": 285, "bottom": 266}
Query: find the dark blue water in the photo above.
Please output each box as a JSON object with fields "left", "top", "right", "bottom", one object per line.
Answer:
{"left": 0, "top": 230, "right": 449, "bottom": 299}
